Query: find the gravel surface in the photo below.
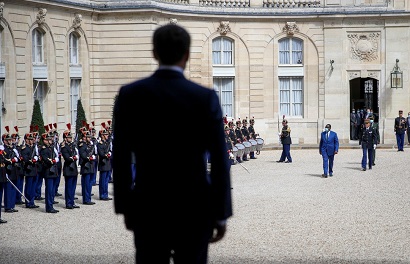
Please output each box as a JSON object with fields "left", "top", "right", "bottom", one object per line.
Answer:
{"left": 1, "top": 148, "right": 409, "bottom": 264}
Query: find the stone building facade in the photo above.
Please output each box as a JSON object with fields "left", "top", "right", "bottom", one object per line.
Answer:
{"left": 0, "top": 0, "right": 409, "bottom": 145}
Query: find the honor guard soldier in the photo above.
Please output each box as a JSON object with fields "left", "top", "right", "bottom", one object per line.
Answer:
{"left": 61, "top": 123, "right": 80, "bottom": 209}
{"left": 3, "top": 127, "right": 20, "bottom": 213}
{"left": 33, "top": 125, "right": 45, "bottom": 201}
{"left": 51, "top": 123, "right": 63, "bottom": 198}
{"left": 224, "top": 125, "right": 235, "bottom": 166}
{"left": 103, "top": 121, "right": 114, "bottom": 183}
{"left": 394, "top": 110, "right": 407, "bottom": 151}
{"left": 0, "top": 142, "right": 8, "bottom": 223}
{"left": 241, "top": 117, "right": 251, "bottom": 161}
{"left": 89, "top": 121, "right": 98, "bottom": 186}
{"left": 79, "top": 129, "right": 96, "bottom": 205}
{"left": 248, "top": 117, "right": 258, "bottom": 159}
{"left": 20, "top": 131, "right": 40, "bottom": 208}
{"left": 277, "top": 119, "right": 293, "bottom": 163}
{"left": 11, "top": 126, "right": 25, "bottom": 205}
{"left": 97, "top": 129, "right": 112, "bottom": 201}
{"left": 39, "top": 130, "right": 60, "bottom": 213}
{"left": 228, "top": 119, "right": 237, "bottom": 144}
{"left": 235, "top": 118, "right": 247, "bottom": 161}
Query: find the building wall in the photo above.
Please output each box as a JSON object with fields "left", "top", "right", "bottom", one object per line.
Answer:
{"left": 0, "top": 0, "right": 409, "bottom": 146}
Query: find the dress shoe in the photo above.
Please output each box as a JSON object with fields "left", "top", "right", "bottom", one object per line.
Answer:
{"left": 35, "top": 197, "right": 45, "bottom": 201}
{"left": 52, "top": 201, "right": 59, "bottom": 204}
{"left": 372, "top": 163, "right": 376, "bottom": 166}
{"left": 250, "top": 156, "right": 257, "bottom": 159}
{"left": 15, "top": 201, "right": 23, "bottom": 205}
{"left": 66, "top": 206, "right": 74, "bottom": 209}
{"left": 362, "top": 168, "right": 366, "bottom": 171}
{"left": 0, "top": 219, "right": 7, "bottom": 224}
{"left": 100, "top": 197, "right": 113, "bottom": 201}
{"left": 329, "top": 173, "right": 333, "bottom": 177}
{"left": 26, "top": 205, "right": 40, "bottom": 209}
{"left": 369, "top": 167, "right": 372, "bottom": 170}
{"left": 83, "top": 201, "right": 95, "bottom": 205}
{"left": 276, "top": 160, "right": 284, "bottom": 163}
{"left": 5, "top": 208, "right": 18, "bottom": 213}
{"left": 72, "top": 205, "right": 80, "bottom": 209}
{"left": 46, "top": 209, "right": 59, "bottom": 213}
{"left": 74, "top": 197, "right": 78, "bottom": 200}
{"left": 285, "top": 161, "right": 292, "bottom": 163}
{"left": 55, "top": 192, "right": 62, "bottom": 197}
{"left": 91, "top": 193, "right": 94, "bottom": 196}
{"left": 321, "top": 174, "right": 328, "bottom": 178}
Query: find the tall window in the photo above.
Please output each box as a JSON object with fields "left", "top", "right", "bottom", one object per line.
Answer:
{"left": 32, "top": 29, "right": 44, "bottom": 64}
{"left": 213, "top": 37, "right": 235, "bottom": 118}
{"left": 212, "top": 37, "right": 233, "bottom": 65}
{"left": 279, "top": 38, "right": 303, "bottom": 65}
{"left": 33, "top": 81, "right": 47, "bottom": 113}
{"left": 213, "top": 78, "right": 234, "bottom": 117}
{"left": 69, "top": 33, "right": 79, "bottom": 65}
{"left": 70, "top": 79, "right": 81, "bottom": 126}
{"left": 279, "top": 77, "right": 303, "bottom": 117}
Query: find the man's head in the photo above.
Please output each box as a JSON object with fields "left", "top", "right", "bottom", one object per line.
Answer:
{"left": 325, "top": 124, "right": 331, "bottom": 131}
{"left": 399, "top": 110, "right": 403, "bottom": 116}
{"left": 153, "top": 24, "right": 191, "bottom": 67}
{"left": 364, "top": 119, "right": 370, "bottom": 127}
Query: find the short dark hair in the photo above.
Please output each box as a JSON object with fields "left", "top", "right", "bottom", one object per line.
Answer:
{"left": 325, "top": 124, "right": 331, "bottom": 129}
{"left": 153, "top": 24, "right": 191, "bottom": 65}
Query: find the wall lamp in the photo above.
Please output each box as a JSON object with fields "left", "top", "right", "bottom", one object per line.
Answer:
{"left": 330, "top": 60, "right": 334, "bottom": 70}
{"left": 391, "top": 59, "right": 403, "bottom": 88}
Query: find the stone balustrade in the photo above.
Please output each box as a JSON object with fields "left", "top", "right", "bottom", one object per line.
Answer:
{"left": 263, "top": 0, "right": 321, "bottom": 8}
{"left": 199, "top": 0, "right": 250, "bottom": 7}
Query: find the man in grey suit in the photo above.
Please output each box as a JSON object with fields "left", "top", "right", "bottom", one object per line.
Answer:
{"left": 113, "top": 24, "right": 232, "bottom": 264}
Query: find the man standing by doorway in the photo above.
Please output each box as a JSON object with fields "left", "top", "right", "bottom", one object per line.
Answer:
{"left": 394, "top": 110, "right": 407, "bottom": 151}
{"left": 350, "top": 109, "right": 358, "bottom": 140}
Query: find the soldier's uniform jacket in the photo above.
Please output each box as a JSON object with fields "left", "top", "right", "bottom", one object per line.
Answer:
{"left": 235, "top": 127, "right": 244, "bottom": 143}
{"left": 91, "top": 136, "right": 99, "bottom": 163}
{"left": 224, "top": 133, "right": 233, "bottom": 152}
{"left": 97, "top": 139, "right": 111, "bottom": 172}
{"left": 15, "top": 144, "right": 24, "bottom": 177}
{"left": 359, "top": 126, "right": 378, "bottom": 149}
{"left": 21, "top": 143, "right": 38, "bottom": 177}
{"left": 40, "top": 145, "right": 59, "bottom": 178}
{"left": 79, "top": 141, "right": 95, "bottom": 175}
{"left": 0, "top": 146, "right": 7, "bottom": 183}
{"left": 229, "top": 128, "right": 237, "bottom": 144}
{"left": 3, "top": 145, "right": 19, "bottom": 181}
{"left": 60, "top": 141, "right": 78, "bottom": 177}
{"left": 394, "top": 116, "right": 407, "bottom": 134}
{"left": 54, "top": 140, "right": 62, "bottom": 170}
{"left": 280, "top": 125, "right": 292, "bottom": 145}
{"left": 248, "top": 125, "right": 256, "bottom": 140}
{"left": 241, "top": 126, "right": 250, "bottom": 141}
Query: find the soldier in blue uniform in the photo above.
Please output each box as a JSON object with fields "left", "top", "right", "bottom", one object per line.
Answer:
{"left": 0, "top": 142, "right": 8, "bottom": 223}
{"left": 39, "top": 131, "right": 60, "bottom": 213}
{"left": 97, "top": 128, "right": 112, "bottom": 201}
{"left": 61, "top": 123, "right": 80, "bottom": 209}
{"left": 3, "top": 127, "right": 20, "bottom": 213}
{"left": 394, "top": 110, "right": 407, "bottom": 151}
{"left": 79, "top": 130, "right": 96, "bottom": 205}
{"left": 90, "top": 121, "right": 99, "bottom": 186}
{"left": 224, "top": 125, "right": 235, "bottom": 166}
{"left": 11, "top": 127, "right": 25, "bottom": 205}
{"left": 359, "top": 119, "right": 378, "bottom": 171}
{"left": 277, "top": 119, "right": 292, "bottom": 163}
{"left": 248, "top": 117, "right": 258, "bottom": 159}
{"left": 51, "top": 123, "right": 63, "bottom": 198}
{"left": 21, "top": 131, "right": 40, "bottom": 208}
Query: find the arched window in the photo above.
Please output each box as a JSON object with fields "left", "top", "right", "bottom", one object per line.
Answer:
{"left": 69, "top": 33, "right": 79, "bottom": 65}
{"left": 213, "top": 37, "right": 233, "bottom": 65}
{"left": 279, "top": 38, "right": 303, "bottom": 65}
{"left": 32, "top": 29, "right": 44, "bottom": 64}
{"left": 212, "top": 37, "right": 234, "bottom": 117}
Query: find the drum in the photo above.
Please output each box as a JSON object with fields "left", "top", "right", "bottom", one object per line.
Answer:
{"left": 242, "top": 141, "right": 252, "bottom": 155}
{"left": 256, "top": 138, "right": 264, "bottom": 154}
{"left": 232, "top": 146, "right": 238, "bottom": 158}
{"left": 249, "top": 139, "right": 257, "bottom": 152}
{"left": 235, "top": 143, "right": 245, "bottom": 158}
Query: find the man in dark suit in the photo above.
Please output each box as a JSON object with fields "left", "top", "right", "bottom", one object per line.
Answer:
{"left": 319, "top": 124, "right": 339, "bottom": 178}
{"left": 113, "top": 24, "right": 232, "bottom": 264}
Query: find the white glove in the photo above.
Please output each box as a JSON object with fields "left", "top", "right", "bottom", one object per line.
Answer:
{"left": 92, "top": 155, "right": 96, "bottom": 160}
{"left": 33, "top": 156, "right": 39, "bottom": 161}
{"left": 75, "top": 154, "right": 79, "bottom": 160}
{"left": 229, "top": 152, "right": 235, "bottom": 159}
{"left": 55, "top": 157, "right": 59, "bottom": 163}
{"left": 373, "top": 144, "right": 376, "bottom": 149}
{"left": 12, "top": 157, "right": 19, "bottom": 163}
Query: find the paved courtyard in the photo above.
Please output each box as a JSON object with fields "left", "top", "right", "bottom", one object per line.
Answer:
{"left": 1, "top": 148, "right": 409, "bottom": 264}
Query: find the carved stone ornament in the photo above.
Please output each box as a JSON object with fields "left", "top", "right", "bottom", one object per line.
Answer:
{"left": 0, "top": 2, "right": 4, "bottom": 18}
{"left": 348, "top": 33, "right": 380, "bottom": 62}
{"left": 283, "top": 22, "right": 299, "bottom": 36}
{"left": 217, "top": 21, "right": 231, "bottom": 35}
{"left": 169, "top": 18, "right": 178, "bottom": 24}
{"left": 73, "top": 14, "right": 82, "bottom": 29}
{"left": 36, "top": 8, "right": 47, "bottom": 25}
{"left": 348, "top": 71, "right": 360, "bottom": 80}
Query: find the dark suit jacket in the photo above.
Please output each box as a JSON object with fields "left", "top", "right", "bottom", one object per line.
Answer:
{"left": 319, "top": 131, "right": 339, "bottom": 156}
{"left": 113, "top": 69, "right": 232, "bottom": 237}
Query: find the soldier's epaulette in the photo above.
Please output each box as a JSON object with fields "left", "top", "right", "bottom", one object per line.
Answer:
{"left": 79, "top": 142, "right": 84, "bottom": 147}
{"left": 42, "top": 145, "right": 47, "bottom": 149}
{"left": 98, "top": 140, "right": 103, "bottom": 144}
{"left": 21, "top": 145, "right": 26, "bottom": 150}
{"left": 60, "top": 142, "right": 65, "bottom": 148}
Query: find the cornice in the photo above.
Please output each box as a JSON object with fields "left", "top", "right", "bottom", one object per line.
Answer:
{"left": 14, "top": 0, "right": 410, "bottom": 18}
